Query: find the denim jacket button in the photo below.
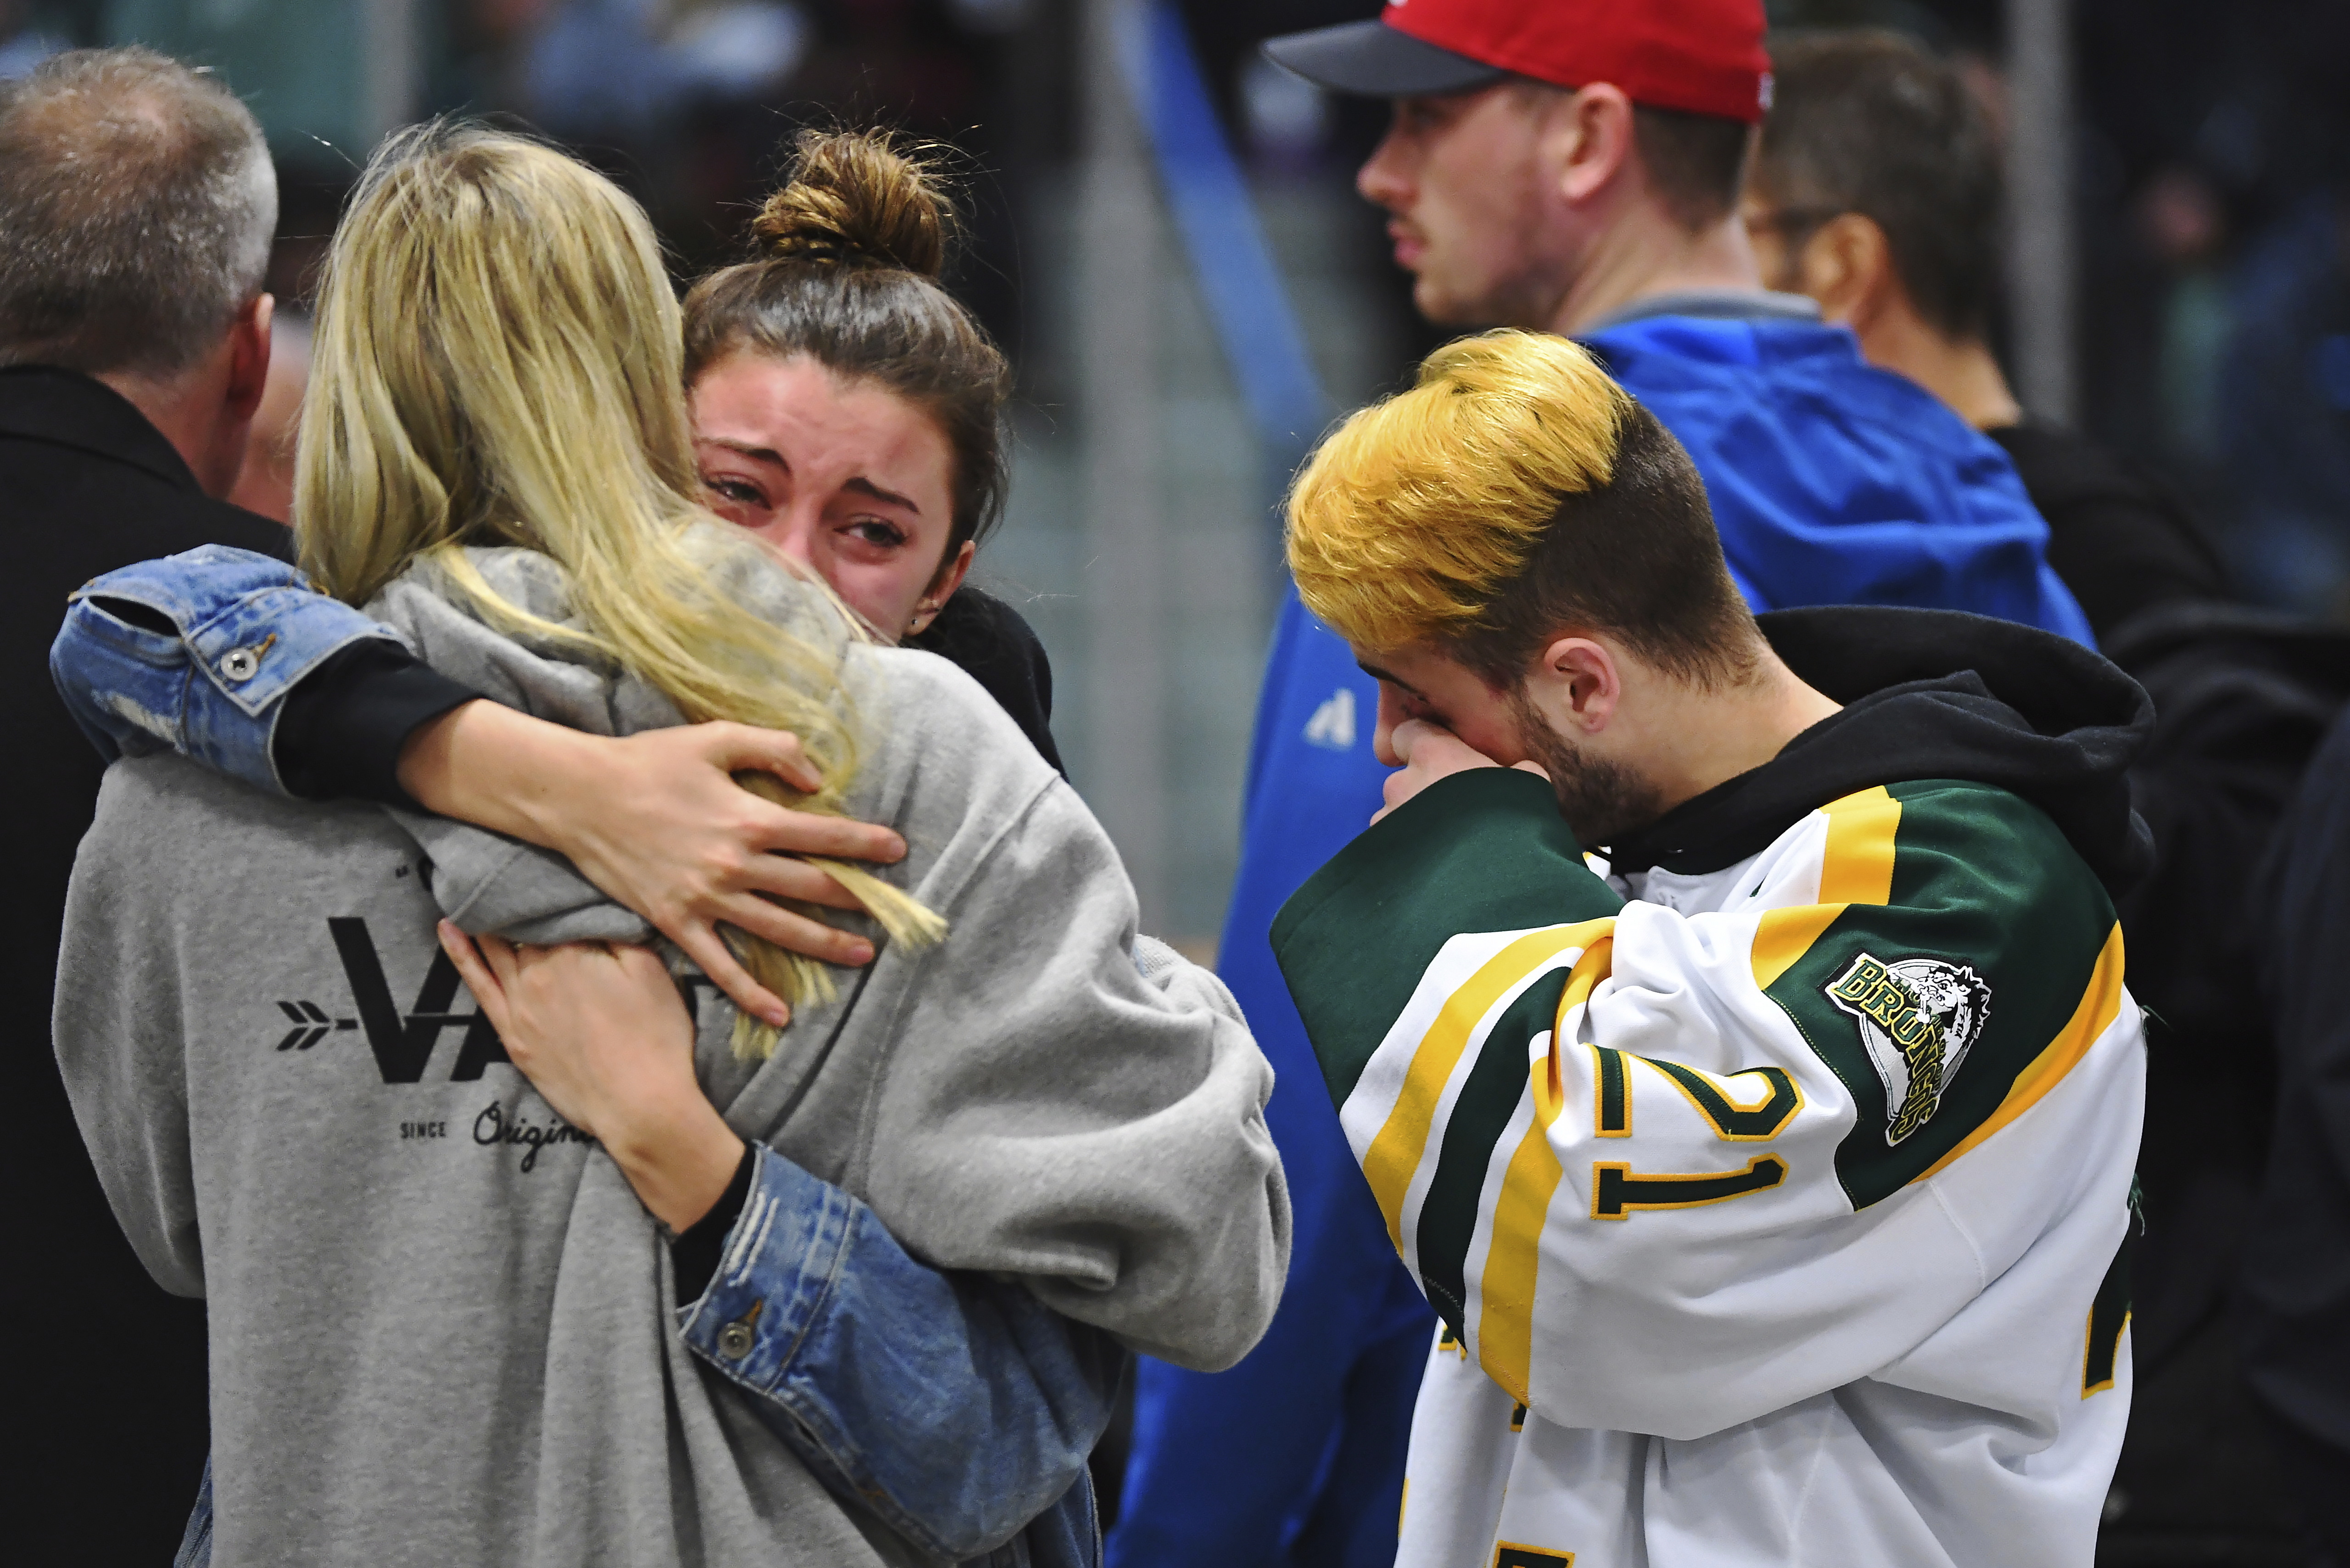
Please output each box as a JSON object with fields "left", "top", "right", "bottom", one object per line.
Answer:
{"left": 717, "top": 1320, "right": 755, "bottom": 1360}
{"left": 219, "top": 647, "right": 262, "bottom": 683}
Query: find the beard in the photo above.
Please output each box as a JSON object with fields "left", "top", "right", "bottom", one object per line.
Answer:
{"left": 1508, "top": 686, "right": 1667, "bottom": 849}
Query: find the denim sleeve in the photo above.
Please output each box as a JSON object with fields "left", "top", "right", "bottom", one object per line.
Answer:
{"left": 49, "top": 544, "right": 402, "bottom": 795}
{"left": 680, "top": 1145, "right": 1121, "bottom": 1565}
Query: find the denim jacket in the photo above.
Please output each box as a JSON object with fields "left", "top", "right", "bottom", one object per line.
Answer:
{"left": 54, "top": 549, "right": 1112, "bottom": 1568}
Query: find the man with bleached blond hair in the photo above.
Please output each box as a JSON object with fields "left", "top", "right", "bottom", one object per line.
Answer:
{"left": 1270, "top": 330, "right": 2147, "bottom": 1568}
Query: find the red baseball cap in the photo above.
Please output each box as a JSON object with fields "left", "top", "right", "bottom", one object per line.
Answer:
{"left": 1263, "top": 0, "right": 1773, "bottom": 124}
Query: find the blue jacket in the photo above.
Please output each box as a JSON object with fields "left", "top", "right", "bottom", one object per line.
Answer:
{"left": 1109, "top": 307, "right": 2092, "bottom": 1567}
{"left": 51, "top": 549, "right": 1112, "bottom": 1568}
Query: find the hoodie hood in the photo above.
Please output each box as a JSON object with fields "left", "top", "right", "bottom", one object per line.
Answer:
{"left": 1606, "top": 606, "right": 2155, "bottom": 897}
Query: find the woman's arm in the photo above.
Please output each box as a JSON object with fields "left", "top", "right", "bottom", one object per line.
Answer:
{"left": 52, "top": 546, "right": 903, "bottom": 1025}
{"left": 403, "top": 706, "right": 897, "bottom": 1025}
{"left": 436, "top": 927, "right": 1118, "bottom": 1561}
{"left": 853, "top": 750, "right": 1292, "bottom": 1374}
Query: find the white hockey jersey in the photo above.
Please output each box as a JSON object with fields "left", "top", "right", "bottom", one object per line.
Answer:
{"left": 1273, "top": 759, "right": 2143, "bottom": 1568}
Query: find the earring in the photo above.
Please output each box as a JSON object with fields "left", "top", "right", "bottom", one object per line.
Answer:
{"left": 907, "top": 601, "right": 935, "bottom": 635}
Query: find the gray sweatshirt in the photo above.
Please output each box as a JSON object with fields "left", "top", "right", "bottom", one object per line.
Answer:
{"left": 54, "top": 545, "right": 1290, "bottom": 1568}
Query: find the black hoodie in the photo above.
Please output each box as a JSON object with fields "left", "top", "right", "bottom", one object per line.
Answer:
{"left": 1608, "top": 606, "right": 2155, "bottom": 898}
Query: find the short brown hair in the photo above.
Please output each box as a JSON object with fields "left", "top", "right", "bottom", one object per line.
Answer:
{"left": 1634, "top": 104, "right": 1756, "bottom": 232}
{"left": 1287, "top": 330, "right": 1759, "bottom": 689}
{"left": 0, "top": 47, "right": 274, "bottom": 377}
{"left": 1755, "top": 32, "right": 2000, "bottom": 341}
{"left": 683, "top": 129, "right": 1011, "bottom": 562}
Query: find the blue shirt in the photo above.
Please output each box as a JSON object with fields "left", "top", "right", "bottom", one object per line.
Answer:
{"left": 1110, "top": 308, "right": 2091, "bottom": 1567}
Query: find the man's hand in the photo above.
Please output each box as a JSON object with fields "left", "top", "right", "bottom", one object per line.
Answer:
{"left": 1373, "top": 718, "right": 1498, "bottom": 823}
{"left": 1373, "top": 718, "right": 1548, "bottom": 824}
{"left": 401, "top": 704, "right": 906, "bottom": 1028}
{"left": 438, "top": 923, "right": 744, "bottom": 1232}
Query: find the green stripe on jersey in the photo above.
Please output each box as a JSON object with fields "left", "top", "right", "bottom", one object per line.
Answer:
{"left": 1765, "top": 779, "right": 2116, "bottom": 1208}
{"left": 1273, "top": 768, "right": 1622, "bottom": 1108}
{"left": 1413, "top": 971, "right": 1573, "bottom": 1337}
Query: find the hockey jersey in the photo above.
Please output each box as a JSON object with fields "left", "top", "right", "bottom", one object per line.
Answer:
{"left": 1113, "top": 307, "right": 2097, "bottom": 1564}
{"left": 1270, "top": 607, "right": 2152, "bottom": 1568}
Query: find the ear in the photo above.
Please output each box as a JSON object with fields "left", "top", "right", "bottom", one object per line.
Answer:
{"left": 925, "top": 538, "right": 976, "bottom": 606}
{"left": 1799, "top": 214, "right": 1895, "bottom": 330}
{"left": 224, "top": 293, "right": 274, "bottom": 421}
{"left": 1546, "top": 83, "right": 1638, "bottom": 208}
{"left": 1531, "top": 635, "right": 1621, "bottom": 734}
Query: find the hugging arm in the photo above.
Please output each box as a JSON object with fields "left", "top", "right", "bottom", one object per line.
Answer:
{"left": 50, "top": 546, "right": 901, "bottom": 1023}
{"left": 436, "top": 928, "right": 1119, "bottom": 1562}
{"left": 857, "top": 768, "right": 1293, "bottom": 1372}
{"left": 680, "top": 1147, "right": 1123, "bottom": 1561}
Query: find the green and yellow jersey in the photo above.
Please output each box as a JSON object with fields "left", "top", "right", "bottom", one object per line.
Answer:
{"left": 1273, "top": 765, "right": 2142, "bottom": 1568}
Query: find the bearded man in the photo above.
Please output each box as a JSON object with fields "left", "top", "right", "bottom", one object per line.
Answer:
{"left": 1269, "top": 330, "right": 2146, "bottom": 1567}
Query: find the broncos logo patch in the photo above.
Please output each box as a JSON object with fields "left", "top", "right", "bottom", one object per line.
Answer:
{"left": 1825, "top": 953, "right": 1993, "bottom": 1144}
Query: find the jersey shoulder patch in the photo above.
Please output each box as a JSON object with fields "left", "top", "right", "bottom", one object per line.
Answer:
{"left": 1761, "top": 779, "right": 2121, "bottom": 1207}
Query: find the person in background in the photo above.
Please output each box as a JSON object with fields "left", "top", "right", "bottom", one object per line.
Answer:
{"left": 2135, "top": 165, "right": 2235, "bottom": 507}
{"left": 1748, "top": 30, "right": 2350, "bottom": 1557}
{"left": 2240, "top": 704, "right": 2350, "bottom": 1562}
{"left": 2217, "top": 188, "right": 2350, "bottom": 616}
{"left": 0, "top": 48, "right": 285, "bottom": 1562}
{"left": 0, "top": 0, "right": 61, "bottom": 78}
{"left": 225, "top": 307, "right": 310, "bottom": 523}
{"left": 1113, "top": 1, "right": 2093, "bottom": 1561}
{"left": 1744, "top": 29, "right": 2226, "bottom": 642}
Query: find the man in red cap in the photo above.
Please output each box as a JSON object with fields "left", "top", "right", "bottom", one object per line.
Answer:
{"left": 1274, "top": 0, "right": 1777, "bottom": 331}
{"left": 1112, "top": 3, "right": 2100, "bottom": 1565}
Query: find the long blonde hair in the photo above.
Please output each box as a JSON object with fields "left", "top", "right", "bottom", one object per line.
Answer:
{"left": 294, "top": 123, "right": 941, "bottom": 1056}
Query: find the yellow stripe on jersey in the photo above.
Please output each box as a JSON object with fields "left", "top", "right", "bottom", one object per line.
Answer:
{"left": 1911, "top": 921, "right": 2126, "bottom": 1185}
{"left": 1750, "top": 787, "right": 1902, "bottom": 991}
{"left": 1476, "top": 935, "right": 1614, "bottom": 1404}
{"left": 1362, "top": 919, "right": 1615, "bottom": 1253}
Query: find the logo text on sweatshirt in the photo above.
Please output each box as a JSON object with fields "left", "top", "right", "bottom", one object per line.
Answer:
{"left": 272, "top": 917, "right": 511, "bottom": 1085}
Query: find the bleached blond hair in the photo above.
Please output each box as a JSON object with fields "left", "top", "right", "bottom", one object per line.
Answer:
{"left": 296, "top": 123, "right": 941, "bottom": 1057}
{"left": 1286, "top": 330, "right": 1756, "bottom": 687}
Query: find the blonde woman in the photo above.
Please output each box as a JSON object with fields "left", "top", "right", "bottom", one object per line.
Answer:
{"left": 55, "top": 128, "right": 1062, "bottom": 1030}
{"left": 53, "top": 123, "right": 1286, "bottom": 1567}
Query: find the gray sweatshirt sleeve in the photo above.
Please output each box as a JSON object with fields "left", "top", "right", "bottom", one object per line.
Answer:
{"left": 52, "top": 762, "right": 211, "bottom": 1299}
{"left": 856, "top": 777, "right": 1293, "bottom": 1373}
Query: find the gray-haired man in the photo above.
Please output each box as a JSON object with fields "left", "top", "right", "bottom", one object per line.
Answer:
{"left": 0, "top": 46, "right": 290, "bottom": 1561}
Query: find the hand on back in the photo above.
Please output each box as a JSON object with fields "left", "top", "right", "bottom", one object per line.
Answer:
{"left": 548, "top": 723, "right": 907, "bottom": 1025}
{"left": 403, "top": 704, "right": 907, "bottom": 1027}
{"left": 437, "top": 922, "right": 744, "bottom": 1232}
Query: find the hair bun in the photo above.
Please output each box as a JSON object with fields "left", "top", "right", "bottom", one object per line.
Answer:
{"left": 751, "top": 129, "right": 953, "bottom": 279}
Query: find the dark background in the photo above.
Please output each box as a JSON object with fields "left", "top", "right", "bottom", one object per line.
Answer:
{"left": 17, "top": 0, "right": 2350, "bottom": 616}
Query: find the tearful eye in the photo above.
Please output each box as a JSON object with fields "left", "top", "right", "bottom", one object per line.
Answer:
{"left": 845, "top": 519, "right": 910, "bottom": 549}
{"left": 704, "top": 476, "right": 765, "bottom": 507}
